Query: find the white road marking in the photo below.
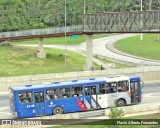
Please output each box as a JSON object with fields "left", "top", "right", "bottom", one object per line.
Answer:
{"left": 143, "top": 93, "right": 160, "bottom": 98}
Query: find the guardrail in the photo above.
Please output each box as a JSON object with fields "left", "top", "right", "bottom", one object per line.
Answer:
{"left": 0, "top": 25, "right": 83, "bottom": 39}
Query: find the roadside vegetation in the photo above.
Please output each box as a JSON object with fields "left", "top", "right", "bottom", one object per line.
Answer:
{"left": 51, "top": 113, "right": 160, "bottom": 128}
{"left": 115, "top": 34, "right": 160, "bottom": 61}
{"left": 0, "top": 45, "right": 100, "bottom": 77}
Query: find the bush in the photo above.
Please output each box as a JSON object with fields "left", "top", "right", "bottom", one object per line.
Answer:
{"left": 107, "top": 106, "right": 124, "bottom": 128}
{"left": 109, "top": 106, "right": 124, "bottom": 119}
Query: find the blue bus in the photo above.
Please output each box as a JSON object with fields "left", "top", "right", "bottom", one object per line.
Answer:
{"left": 9, "top": 75, "right": 143, "bottom": 118}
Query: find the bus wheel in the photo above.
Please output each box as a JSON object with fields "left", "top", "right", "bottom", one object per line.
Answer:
{"left": 116, "top": 99, "right": 126, "bottom": 107}
{"left": 53, "top": 107, "right": 63, "bottom": 115}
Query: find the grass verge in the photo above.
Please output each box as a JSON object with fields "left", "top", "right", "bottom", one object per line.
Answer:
{"left": 0, "top": 45, "right": 99, "bottom": 77}
{"left": 50, "top": 113, "right": 160, "bottom": 128}
{"left": 114, "top": 34, "right": 160, "bottom": 61}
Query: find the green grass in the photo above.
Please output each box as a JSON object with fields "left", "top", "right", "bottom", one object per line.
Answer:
{"left": 50, "top": 113, "right": 160, "bottom": 128}
{"left": 95, "top": 57, "right": 132, "bottom": 69}
{"left": 11, "top": 34, "right": 113, "bottom": 45}
{"left": 0, "top": 45, "right": 99, "bottom": 77}
{"left": 115, "top": 34, "right": 160, "bottom": 61}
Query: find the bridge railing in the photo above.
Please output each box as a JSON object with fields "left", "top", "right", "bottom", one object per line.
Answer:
{"left": 0, "top": 25, "right": 83, "bottom": 39}
{"left": 84, "top": 11, "right": 160, "bottom": 33}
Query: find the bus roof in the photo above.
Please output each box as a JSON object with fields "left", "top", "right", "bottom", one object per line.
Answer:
{"left": 127, "top": 75, "right": 141, "bottom": 81}
{"left": 103, "top": 75, "right": 129, "bottom": 82}
{"left": 103, "top": 75, "right": 140, "bottom": 82}
{"left": 10, "top": 78, "right": 106, "bottom": 92}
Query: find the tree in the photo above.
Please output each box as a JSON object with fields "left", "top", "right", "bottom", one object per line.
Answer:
{"left": 0, "top": 0, "right": 159, "bottom": 32}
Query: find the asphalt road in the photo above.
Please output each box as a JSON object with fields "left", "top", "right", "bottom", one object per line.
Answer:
{"left": 0, "top": 82, "right": 159, "bottom": 119}
{"left": 19, "top": 34, "right": 160, "bottom": 66}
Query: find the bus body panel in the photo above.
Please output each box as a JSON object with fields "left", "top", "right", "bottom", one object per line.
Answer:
{"left": 94, "top": 94, "right": 109, "bottom": 108}
{"left": 116, "top": 92, "right": 131, "bottom": 105}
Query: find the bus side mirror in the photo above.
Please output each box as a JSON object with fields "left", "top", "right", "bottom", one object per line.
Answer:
{"left": 140, "top": 81, "right": 144, "bottom": 89}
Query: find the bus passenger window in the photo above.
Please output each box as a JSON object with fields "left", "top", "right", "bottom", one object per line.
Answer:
{"left": 109, "top": 83, "right": 117, "bottom": 93}
{"left": 18, "top": 92, "right": 32, "bottom": 103}
{"left": 46, "top": 89, "right": 58, "bottom": 100}
{"left": 85, "top": 87, "right": 90, "bottom": 96}
{"left": 91, "top": 86, "right": 96, "bottom": 95}
{"left": 40, "top": 92, "right": 44, "bottom": 102}
{"left": 71, "top": 86, "right": 82, "bottom": 97}
{"left": 46, "top": 92, "right": 51, "bottom": 100}
{"left": 34, "top": 93, "right": 39, "bottom": 103}
{"left": 118, "top": 81, "right": 129, "bottom": 92}
{"left": 99, "top": 84, "right": 105, "bottom": 94}
{"left": 59, "top": 88, "right": 71, "bottom": 99}
{"left": 106, "top": 83, "right": 111, "bottom": 93}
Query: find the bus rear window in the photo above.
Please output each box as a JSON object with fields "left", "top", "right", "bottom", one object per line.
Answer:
{"left": 18, "top": 92, "right": 32, "bottom": 103}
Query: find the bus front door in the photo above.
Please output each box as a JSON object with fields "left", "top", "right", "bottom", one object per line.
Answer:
{"left": 84, "top": 86, "right": 99, "bottom": 109}
{"left": 130, "top": 82, "right": 139, "bottom": 104}
{"left": 34, "top": 91, "right": 45, "bottom": 116}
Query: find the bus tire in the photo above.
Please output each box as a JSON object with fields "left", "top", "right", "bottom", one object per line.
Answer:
{"left": 116, "top": 99, "right": 126, "bottom": 107}
{"left": 53, "top": 107, "right": 63, "bottom": 115}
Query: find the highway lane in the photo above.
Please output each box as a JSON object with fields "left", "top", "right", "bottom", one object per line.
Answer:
{"left": 0, "top": 82, "right": 159, "bottom": 119}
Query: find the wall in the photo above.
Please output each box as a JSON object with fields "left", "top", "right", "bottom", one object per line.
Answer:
{"left": 1, "top": 66, "right": 160, "bottom": 92}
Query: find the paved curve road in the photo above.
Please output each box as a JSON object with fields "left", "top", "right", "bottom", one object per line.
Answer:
{"left": 19, "top": 34, "right": 160, "bottom": 66}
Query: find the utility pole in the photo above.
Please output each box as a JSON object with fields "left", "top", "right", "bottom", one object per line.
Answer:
{"left": 64, "top": 0, "right": 67, "bottom": 69}
{"left": 83, "top": 0, "right": 86, "bottom": 31}
{"left": 140, "top": 0, "right": 143, "bottom": 41}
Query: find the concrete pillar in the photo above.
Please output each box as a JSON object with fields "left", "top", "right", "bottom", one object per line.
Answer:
{"left": 36, "top": 38, "right": 46, "bottom": 58}
{"left": 83, "top": 34, "right": 93, "bottom": 71}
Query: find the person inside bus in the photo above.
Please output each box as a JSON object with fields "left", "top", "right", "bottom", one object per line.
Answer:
{"left": 121, "top": 86, "right": 126, "bottom": 92}
{"left": 106, "top": 84, "right": 111, "bottom": 93}
{"left": 23, "top": 98, "right": 29, "bottom": 103}
{"left": 46, "top": 92, "right": 51, "bottom": 100}
{"left": 112, "top": 84, "right": 117, "bottom": 93}
{"left": 26, "top": 93, "right": 32, "bottom": 102}
{"left": 91, "top": 87, "right": 96, "bottom": 95}
{"left": 54, "top": 94, "right": 58, "bottom": 99}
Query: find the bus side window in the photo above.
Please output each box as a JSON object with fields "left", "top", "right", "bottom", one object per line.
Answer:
{"left": 35, "top": 93, "right": 39, "bottom": 103}
{"left": 71, "top": 86, "right": 82, "bottom": 97}
{"left": 91, "top": 86, "right": 96, "bottom": 95}
{"left": 109, "top": 83, "right": 117, "bottom": 93}
{"left": 118, "top": 81, "right": 129, "bottom": 92}
{"left": 46, "top": 89, "right": 58, "bottom": 100}
{"left": 18, "top": 92, "right": 32, "bottom": 104}
{"left": 59, "top": 88, "right": 71, "bottom": 99}
{"left": 106, "top": 83, "right": 111, "bottom": 93}
{"left": 85, "top": 87, "right": 90, "bottom": 96}
{"left": 99, "top": 84, "right": 106, "bottom": 94}
{"left": 40, "top": 92, "right": 44, "bottom": 102}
